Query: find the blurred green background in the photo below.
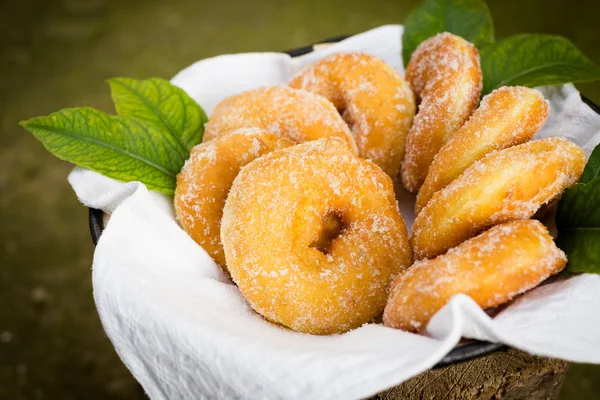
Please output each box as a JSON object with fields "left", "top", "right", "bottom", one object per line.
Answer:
{"left": 1, "top": 0, "right": 599, "bottom": 399}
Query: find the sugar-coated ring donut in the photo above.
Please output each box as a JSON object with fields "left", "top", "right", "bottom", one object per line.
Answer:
{"left": 401, "top": 32, "right": 482, "bottom": 193}
{"left": 289, "top": 52, "right": 416, "bottom": 177}
{"left": 383, "top": 220, "right": 567, "bottom": 332}
{"left": 411, "top": 137, "right": 586, "bottom": 260}
{"left": 202, "top": 86, "right": 358, "bottom": 153}
{"left": 415, "top": 86, "right": 550, "bottom": 214}
{"left": 175, "top": 128, "right": 293, "bottom": 269}
{"left": 221, "top": 137, "right": 412, "bottom": 334}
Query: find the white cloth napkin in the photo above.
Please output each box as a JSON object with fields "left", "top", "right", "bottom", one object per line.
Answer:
{"left": 68, "top": 25, "right": 600, "bottom": 400}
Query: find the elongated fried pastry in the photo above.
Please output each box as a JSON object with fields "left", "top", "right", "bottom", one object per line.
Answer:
{"left": 415, "top": 86, "right": 550, "bottom": 214}
{"left": 289, "top": 52, "right": 416, "bottom": 177}
{"left": 202, "top": 86, "right": 358, "bottom": 153}
{"left": 411, "top": 138, "right": 586, "bottom": 260}
{"left": 383, "top": 220, "right": 567, "bottom": 332}
{"left": 401, "top": 32, "right": 482, "bottom": 192}
{"left": 221, "top": 137, "right": 412, "bottom": 335}
{"left": 175, "top": 129, "right": 292, "bottom": 269}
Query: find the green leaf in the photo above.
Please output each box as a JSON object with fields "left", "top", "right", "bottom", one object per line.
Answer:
{"left": 21, "top": 108, "right": 187, "bottom": 194}
{"left": 480, "top": 35, "right": 600, "bottom": 95}
{"left": 580, "top": 144, "right": 600, "bottom": 184}
{"left": 556, "top": 144, "right": 600, "bottom": 274}
{"left": 108, "top": 77, "right": 207, "bottom": 152}
{"left": 402, "top": 0, "right": 494, "bottom": 66}
{"left": 556, "top": 229, "right": 600, "bottom": 274}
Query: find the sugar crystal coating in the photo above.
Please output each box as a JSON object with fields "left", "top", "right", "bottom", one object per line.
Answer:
{"left": 289, "top": 52, "right": 416, "bottom": 177}
{"left": 384, "top": 220, "right": 567, "bottom": 331}
{"left": 175, "top": 129, "right": 292, "bottom": 269}
{"left": 401, "top": 32, "right": 483, "bottom": 193}
{"left": 415, "top": 86, "right": 550, "bottom": 214}
{"left": 411, "top": 137, "right": 586, "bottom": 260}
{"left": 221, "top": 137, "right": 412, "bottom": 334}
{"left": 203, "top": 86, "right": 358, "bottom": 153}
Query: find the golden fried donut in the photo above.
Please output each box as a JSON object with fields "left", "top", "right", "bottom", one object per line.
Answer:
{"left": 411, "top": 137, "right": 585, "bottom": 260}
{"left": 288, "top": 52, "right": 416, "bottom": 177}
{"left": 401, "top": 32, "right": 482, "bottom": 192}
{"left": 415, "top": 86, "right": 550, "bottom": 214}
{"left": 221, "top": 137, "right": 412, "bottom": 334}
{"left": 383, "top": 220, "right": 566, "bottom": 332}
{"left": 175, "top": 128, "right": 292, "bottom": 269}
{"left": 203, "top": 86, "right": 358, "bottom": 153}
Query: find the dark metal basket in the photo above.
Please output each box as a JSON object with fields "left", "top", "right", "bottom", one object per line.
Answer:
{"left": 87, "top": 36, "right": 600, "bottom": 369}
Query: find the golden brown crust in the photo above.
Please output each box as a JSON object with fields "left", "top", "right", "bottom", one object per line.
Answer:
{"left": 401, "top": 32, "right": 482, "bottom": 193}
{"left": 289, "top": 52, "right": 416, "bottom": 177}
{"left": 383, "top": 220, "right": 567, "bottom": 332}
{"left": 411, "top": 137, "right": 586, "bottom": 260}
{"left": 203, "top": 86, "right": 358, "bottom": 153}
{"left": 174, "top": 129, "right": 293, "bottom": 269}
{"left": 221, "top": 137, "right": 412, "bottom": 334}
{"left": 415, "top": 86, "right": 550, "bottom": 214}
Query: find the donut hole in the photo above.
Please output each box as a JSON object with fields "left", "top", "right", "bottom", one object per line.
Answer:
{"left": 328, "top": 96, "right": 354, "bottom": 132}
{"left": 338, "top": 106, "right": 355, "bottom": 132}
{"left": 310, "top": 212, "right": 346, "bottom": 255}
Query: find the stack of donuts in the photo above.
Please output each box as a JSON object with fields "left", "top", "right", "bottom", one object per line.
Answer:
{"left": 174, "top": 32, "right": 586, "bottom": 335}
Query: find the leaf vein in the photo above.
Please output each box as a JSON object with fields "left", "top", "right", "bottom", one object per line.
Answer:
{"left": 27, "top": 122, "right": 176, "bottom": 178}
{"left": 113, "top": 79, "right": 189, "bottom": 153}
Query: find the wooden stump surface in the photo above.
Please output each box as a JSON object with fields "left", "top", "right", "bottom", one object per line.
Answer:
{"left": 370, "top": 348, "right": 569, "bottom": 400}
